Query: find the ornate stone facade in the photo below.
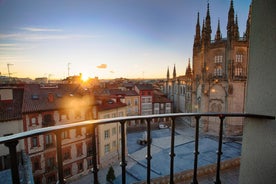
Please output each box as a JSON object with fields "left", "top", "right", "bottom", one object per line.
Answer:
{"left": 192, "top": 1, "right": 251, "bottom": 135}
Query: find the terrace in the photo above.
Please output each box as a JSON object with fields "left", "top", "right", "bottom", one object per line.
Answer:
{"left": 0, "top": 112, "right": 274, "bottom": 184}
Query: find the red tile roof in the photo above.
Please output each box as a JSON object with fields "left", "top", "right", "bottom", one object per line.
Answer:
{"left": 22, "top": 84, "right": 94, "bottom": 113}
{"left": 0, "top": 87, "right": 24, "bottom": 122}
{"left": 97, "top": 100, "right": 127, "bottom": 112}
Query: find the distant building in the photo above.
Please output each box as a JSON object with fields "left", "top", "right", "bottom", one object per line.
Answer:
{"left": 164, "top": 60, "right": 193, "bottom": 113}
{"left": 134, "top": 84, "right": 154, "bottom": 115}
{"left": 94, "top": 99, "right": 127, "bottom": 168}
{"left": 191, "top": 0, "right": 251, "bottom": 135}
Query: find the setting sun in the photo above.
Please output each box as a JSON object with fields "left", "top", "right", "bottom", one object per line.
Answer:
{"left": 80, "top": 73, "right": 90, "bottom": 82}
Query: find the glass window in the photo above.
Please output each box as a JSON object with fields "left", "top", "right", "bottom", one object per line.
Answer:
{"left": 104, "top": 144, "right": 110, "bottom": 154}
{"left": 104, "top": 130, "right": 110, "bottom": 139}
{"left": 236, "top": 54, "right": 243, "bottom": 62}
{"left": 214, "top": 55, "right": 223, "bottom": 63}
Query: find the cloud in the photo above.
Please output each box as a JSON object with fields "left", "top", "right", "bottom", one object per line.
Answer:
{"left": 0, "top": 33, "right": 99, "bottom": 41}
{"left": 97, "top": 64, "right": 107, "bottom": 69}
{"left": 20, "top": 27, "right": 63, "bottom": 32}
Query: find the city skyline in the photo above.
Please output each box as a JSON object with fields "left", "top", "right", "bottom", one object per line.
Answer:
{"left": 0, "top": 0, "right": 251, "bottom": 80}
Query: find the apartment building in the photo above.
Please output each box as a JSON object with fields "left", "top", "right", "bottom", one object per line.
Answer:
{"left": 0, "top": 85, "right": 24, "bottom": 170}
{"left": 94, "top": 99, "right": 127, "bottom": 168}
{"left": 22, "top": 84, "right": 95, "bottom": 183}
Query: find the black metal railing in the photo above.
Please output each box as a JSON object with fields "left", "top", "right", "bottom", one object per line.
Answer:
{"left": 0, "top": 113, "right": 274, "bottom": 184}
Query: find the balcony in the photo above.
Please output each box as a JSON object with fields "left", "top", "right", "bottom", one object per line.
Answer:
{"left": 0, "top": 112, "right": 274, "bottom": 184}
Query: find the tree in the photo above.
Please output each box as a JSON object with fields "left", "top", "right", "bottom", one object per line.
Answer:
{"left": 106, "top": 166, "right": 115, "bottom": 183}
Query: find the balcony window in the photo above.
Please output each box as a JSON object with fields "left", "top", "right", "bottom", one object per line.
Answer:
{"left": 63, "top": 147, "right": 71, "bottom": 160}
{"left": 31, "top": 136, "right": 39, "bottom": 148}
{"left": 76, "top": 127, "right": 82, "bottom": 137}
{"left": 77, "top": 162, "right": 83, "bottom": 172}
{"left": 61, "top": 130, "right": 70, "bottom": 140}
{"left": 76, "top": 143, "right": 83, "bottom": 157}
{"left": 45, "top": 157, "right": 55, "bottom": 172}
{"left": 234, "top": 67, "right": 243, "bottom": 76}
{"left": 45, "top": 134, "right": 54, "bottom": 148}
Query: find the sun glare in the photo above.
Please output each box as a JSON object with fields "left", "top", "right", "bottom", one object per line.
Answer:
{"left": 81, "top": 73, "right": 90, "bottom": 82}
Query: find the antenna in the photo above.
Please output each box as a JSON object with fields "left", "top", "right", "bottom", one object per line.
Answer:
{"left": 67, "top": 62, "right": 71, "bottom": 77}
{"left": 7, "top": 63, "right": 13, "bottom": 78}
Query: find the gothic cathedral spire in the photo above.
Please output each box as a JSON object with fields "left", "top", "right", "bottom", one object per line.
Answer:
{"left": 205, "top": 3, "right": 212, "bottom": 44}
{"left": 193, "top": 12, "right": 201, "bottom": 48}
{"left": 215, "top": 19, "right": 222, "bottom": 41}
{"left": 166, "top": 66, "right": 170, "bottom": 80}
{"left": 173, "top": 64, "right": 176, "bottom": 79}
{"left": 227, "top": 0, "right": 235, "bottom": 41}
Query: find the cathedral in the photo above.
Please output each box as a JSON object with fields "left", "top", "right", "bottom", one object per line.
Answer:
{"left": 192, "top": 0, "right": 251, "bottom": 135}
{"left": 165, "top": 0, "right": 252, "bottom": 136}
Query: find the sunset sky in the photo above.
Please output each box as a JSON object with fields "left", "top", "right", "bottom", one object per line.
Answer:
{"left": 0, "top": 0, "right": 251, "bottom": 80}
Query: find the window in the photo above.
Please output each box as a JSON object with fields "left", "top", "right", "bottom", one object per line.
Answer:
{"left": 127, "top": 100, "right": 131, "bottom": 105}
{"left": 75, "top": 111, "right": 81, "bottom": 119}
{"left": 235, "top": 67, "right": 243, "bottom": 76}
{"left": 31, "top": 136, "right": 39, "bottom": 148}
{"left": 30, "top": 117, "right": 37, "bottom": 126}
{"left": 78, "top": 162, "right": 83, "bottom": 172}
{"left": 76, "top": 143, "right": 83, "bottom": 156}
{"left": 112, "top": 140, "right": 116, "bottom": 148}
{"left": 104, "top": 144, "right": 110, "bottom": 154}
{"left": 64, "top": 167, "right": 71, "bottom": 178}
{"left": 214, "top": 67, "right": 222, "bottom": 76}
{"left": 42, "top": 114, "right": 55, "bottom": 127}
{"left": 104, "top": 130, "right": 110, "bottom": 139}
{"left": 134, "top": 99, "right": 138, "bottom": 105}
{"left": 112, "top": 127, "right": 116, "bottom": 135}
{"left": 46, "top": 157, "right": 55, "bottom": 171}
{"left": 63, "top": 147, "right": 71, "bottom": 160}
{"left": 46, "top": 175, "right": 56, "bottom": 184}
{"left": 236, "top": 54, "right": 243, "bottom": 63}
{"left": 214, "top": 55, "right": 223, "bottom": 63}
{"left": 45, "top": 134, "right": 54, "bottom": 148}
{"left": 31, "top": 156, "right": 41, "bottom": 172}
{"left": 87, "top": 158, "right": 93, "bottom": 168}
{"left": 61, "top": 130, "right": 69, "bottom": 139}
{"left": 76, "top": 127, "right": 82, "bottom": 137}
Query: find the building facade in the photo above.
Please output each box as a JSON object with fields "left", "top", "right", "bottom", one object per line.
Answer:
{"left": 191, "top": 0, "right": 251, "bottom": 135}
{"left": 164, "top": 60, "right": 193, "bottom": 113}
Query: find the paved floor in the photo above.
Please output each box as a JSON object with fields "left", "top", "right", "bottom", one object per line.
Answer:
{"left": 70, "top": 120, "right": 241, "bottom": 184}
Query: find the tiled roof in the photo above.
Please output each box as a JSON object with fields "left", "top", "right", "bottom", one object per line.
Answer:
{"left": 0, "top": 87, "right": 24, "bottom": 122}
{"left": 135, "top": 84, "right": 153, "bottom": 91}
{"left": 97, "top": 101, "right": 127, "bottom": 111}
{"left": 22, "top": 84, "right": 94, "bottom": 113}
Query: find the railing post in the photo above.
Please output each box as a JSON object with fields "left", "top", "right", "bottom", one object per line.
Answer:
{"left": 55, "top": 130, "right": 64, "bottom": 184}
{"left": 4, "top": 138, "right": 19, "bottom": 184}
{"left": 214, "top": 115, "right": 225, "bottom": 184}
{"left": 191, "top": 115, "right": 200, "bottom": 184}
{"left": 120, "top": 121, "right": 127, "bottom": 184}
{"left": 146, "top": 118, "right": 152, "bottom": 183}
{"left": 91, "top": 124, "right": 99, "bottom": 184}
{"left": 169, "top": 117, "right": 176, "bottom": 184}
